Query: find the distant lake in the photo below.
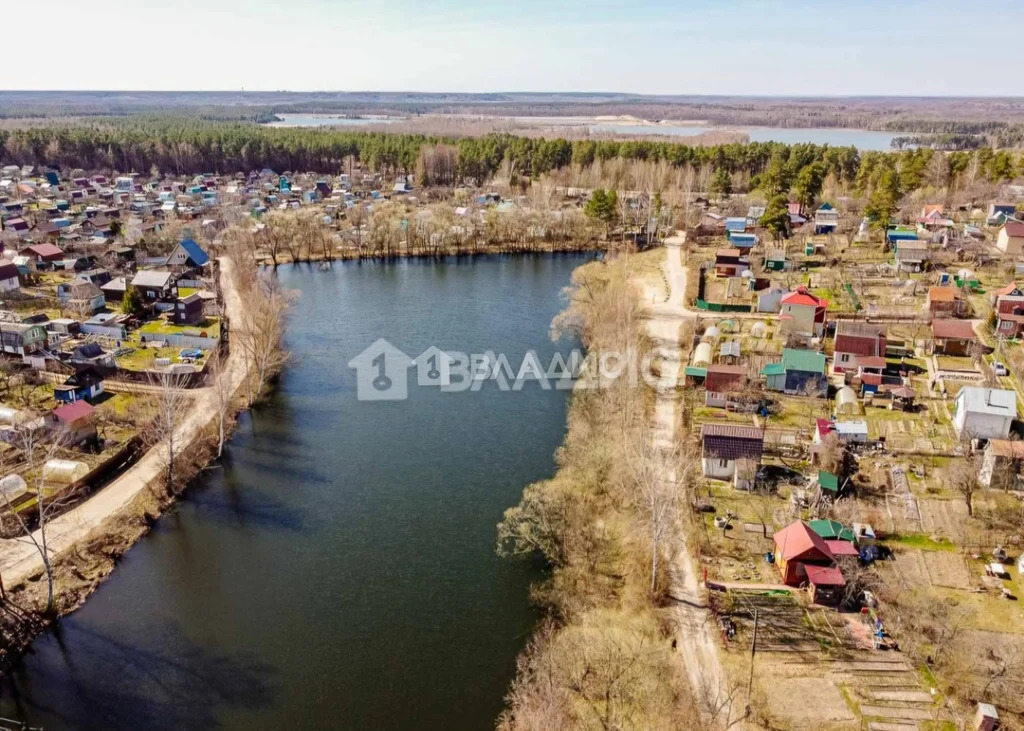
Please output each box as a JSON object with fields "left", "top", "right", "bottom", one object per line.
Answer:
{"left": 264, "top": 113, "right": 899, "bottom": 150}
{"left": 264, "top": 114, "right": 400, "bottom": 127}
{"left": 588, "top": 122, "right": 899, "bottom": 150}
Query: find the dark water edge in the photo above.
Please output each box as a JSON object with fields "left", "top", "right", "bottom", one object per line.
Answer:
{"left": 0, "top": 252, "right": 593, "bottom": 730}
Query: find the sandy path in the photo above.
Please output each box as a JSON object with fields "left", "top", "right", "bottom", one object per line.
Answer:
{"left": 641, "top": 241, "right": 730, "bottom": 723}
{"left": 0, "top": 258, "right": 248, "bottom": 588}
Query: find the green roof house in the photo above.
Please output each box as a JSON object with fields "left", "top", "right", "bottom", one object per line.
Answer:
{"left": 808, "top": 518, "right": 854, "bottom": 542}
{"left": 761, "top": 348, "right": 826, "bottom": 396}
{"left": 817, "top": 470, "right": 840, "bottom": 493}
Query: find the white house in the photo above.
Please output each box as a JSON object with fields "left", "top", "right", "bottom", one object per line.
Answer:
{"left": 953, "top": 387, "right": 1017, "bottom": 440}
{"left": 996, "top": 221, "right": 1024, "bottom": 255}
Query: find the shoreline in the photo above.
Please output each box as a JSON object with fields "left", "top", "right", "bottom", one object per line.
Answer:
{"left": 0, "top": 257, "right": 255, "bottom": 672}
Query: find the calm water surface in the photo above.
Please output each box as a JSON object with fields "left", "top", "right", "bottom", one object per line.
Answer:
{"left": 0, "top": 253, "right": 591, "bottom": 730}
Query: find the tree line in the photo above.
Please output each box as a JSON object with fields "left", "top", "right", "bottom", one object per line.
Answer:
{"left": 4, "top": 118, "right": 1024, "bottom": 193}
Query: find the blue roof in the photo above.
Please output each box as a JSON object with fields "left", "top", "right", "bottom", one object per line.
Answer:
{"left": 725, "top": 217, "right": 747, "bottom": 232}
{"left": 178, "top": 238, "right": 210, "bottom": 266}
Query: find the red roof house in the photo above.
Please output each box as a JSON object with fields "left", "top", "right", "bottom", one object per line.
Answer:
{"left": 780, "top": 286, "right": 828, "bottom": 337}
{"left": 773, "top": 520, "right": 836, "bottom": 586}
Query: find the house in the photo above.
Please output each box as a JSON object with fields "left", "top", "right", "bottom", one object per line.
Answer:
{"left": 996, "top": 221, "right": 1024, "bottom": 255}
{"left": 763, "top": 247, "right": 785, "bottom": 272}
{"left": 80, "top": 312, "right": 127, "bottom": 341}
{"left": 0, "top": 323, "right": 47, "bottom": 355}
{"left": 18, "top": 243, "right": 64, "bottom": 268}
{"left": 101, "top": 277, "right": 128, "bottom": 303}
{"left": 57, "top": 279, "right": 105, "bottom": 315}
{"left": 725, "top": 217, "right": 747, "bottom": 234}
{"left": 978, "top": 439, "right": 1024, "bottom": 489}
{"left": 704, "top": 364, "right": 748, "bottom": 408}
{"left": 714, "top": 248, "right": 748, "bottom": 278}
{"left": 991, "top": 282, "right": 1024, "bottom": 338}
{"left": 926, "top": 286, "right": 966, "bottom": 318}
{"left": 700, "top": 424, "right": 764, "bottom": 489}
{"left": 931, "top": 319, "right": 977, "bottom": 356}
{"left": 779, "top": 286, "right": 828, "bottom": 338}
{"left": 773, "top": 521, "right": 838, "bottom": 589}
{"left": 165, "top": 238, "right": 210, "bottom": 269}
{"left": 729, "top": 232, "right": 758, "bottom": 250}
{"left": 130, "top": 270, "right": 176, "bottom": 301}
{"left": 815, "top": 418, "right": 869, "bottom": 445}
{"left": 988, "top": 203, "right": 1017, "bottom": 226}
{"left": 761, "top": 348, "right": 826, "bottom": 395}
{"left": 0, "top": 259, "right": 20, "bottom": 292}
{"left": 755, "top": 281, "right": 788, "bottom": 313}
{"left": 894, "top": 240, "right": 929, "bottom": 272}
{"left": 50, "top": 400, "right": 97, "bottom": 445}
{"left": 833, "top": 321, "right": 886, "bottom": 373}
{"left": 54, "top": 366, "right": 105, "bottom": 404}
{"left": 953, "top": 387, "right": 1016, "bottom": 440}
{"left": 172, "top": 292, "right": 204, "bottom": 325}
{"left": 814, "top": 203, "right": 839, "bottom": 234}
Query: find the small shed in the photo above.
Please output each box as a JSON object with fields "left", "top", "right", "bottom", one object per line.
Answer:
{"left": 891, "top": 385, "right": 915, "bottom": 411}
{"left": 804, "top": 564, "right": 846, "bottom": 605}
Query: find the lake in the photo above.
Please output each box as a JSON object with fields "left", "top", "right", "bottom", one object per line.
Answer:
{"left": 0, "top": 253, "right": 591, "bottom": 730}
{"left": 264, "top": 113, "right": 899, "bottom": 150}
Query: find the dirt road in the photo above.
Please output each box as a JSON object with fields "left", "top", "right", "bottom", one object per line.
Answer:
{"left": 0, "top": 258, "right": 249, "bottom": 589}
{"left": 641, "top": 241, "right": 731, "bottom": 723}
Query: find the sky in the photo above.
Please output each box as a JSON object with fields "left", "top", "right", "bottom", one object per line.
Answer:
{"left": 4, "top": 0, "right": 1024, "bottom": 96}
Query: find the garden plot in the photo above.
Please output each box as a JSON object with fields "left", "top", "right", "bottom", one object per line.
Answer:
{"left": 918, "top": 498, "right": 969, "bottom": 540}
{"left": 921, "top": 550, "right": 971, "bottom": 589}
{"left": 893, "top": 550, "right": 931, "bottom": 589}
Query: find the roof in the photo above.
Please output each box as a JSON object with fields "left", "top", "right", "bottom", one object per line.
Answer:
{"left": 836, "top": 320, "right": 884, "bottom": 339}
{"left": 824, "top": 540, "right": 859, "bottom": 557}
{"left": 803, "top": 564, "right": 846, "bottom": 587}
{"left": 931, "top": 319, "right": 976, "bottom": 340}
{"left": 994, "top": 281, "right": 1022, "bottom": 297}
{"left": 834, "top": 421, "right": 868, "bottom": 436}
{"left": 175, "top": 238, "right": 210, "bottom": 266}
{"left": 818, "top": 470, "right": 839, "bottom": 492}
{"left": 1003, "top": 221, "right": 1024, "bottom": 238}
{"left": 761, "top": 362, "right": 785, "bottom": 376}
{"left": 716, "top": 248, "right": 742, "bottom": 258}
{"left": 808, "top": 518, "right": 854, "bottom": 542}
{"left": 0, "top": 259, "right": 18, "bottom": 281}
{"left": 987, "top": 439, "right": 1024, "bottom": 459}
{"left": 781, "top": 348, "right": 826, "bottom": 374}
{"left": 705, "top": 364, "right": 747, "bottom": 390}
{"left": 781, "top": 286, "right": 827, "bottom": 309}
{"left": 955, "top": 387, "right": 1017, "bottom": 418}
{"left": 927, "top": 286, "right": 958, "bottom": 302}
{"left": 22, "top": 243, "right": 63, "bottom": 257}
{"left": 52, "top": 400, "right": 94, "bottom": 423}
{"left": 774, "top": 521, "right": 835, "bottom": 562}
{"left": 131, "top": 270, "right": 174, "bottom": 288}
{"left": 856, "top": 356, "right": 887, "bottom": 369}
{"left": 701, "top": 424, "right": 764, "bottom": 461}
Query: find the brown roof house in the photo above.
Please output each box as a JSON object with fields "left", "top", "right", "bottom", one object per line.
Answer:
{"left": 932, "top": 319, "right": 978, "bottom": 356}
{"left": 926, "top": 286, "right": 966, "bottom": 318}
{"left": 996, "top": 221, "right": 1024, "bottom": 255}
{"left": 979, "top": 439, "right": 1024, "bottom": 489}
{"left": 991, "top": 282, "right": 1024, "bottom": 339}
{"left": 833, "top": 321, "right": 886, "bottom": 374}
{"left": 700, "top": 424, "right": 764, "bottom": 490}
{"left": 703, "top": 364, "right": 749, "bottom": 409}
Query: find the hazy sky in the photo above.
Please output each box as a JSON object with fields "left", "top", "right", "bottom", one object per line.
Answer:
{"left": 5, "top": 0, "right": 1023, "bottom": 95}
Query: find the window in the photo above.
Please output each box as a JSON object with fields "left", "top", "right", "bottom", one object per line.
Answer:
{"left": 719, "top": 458, "right": 729, "bottom": 468}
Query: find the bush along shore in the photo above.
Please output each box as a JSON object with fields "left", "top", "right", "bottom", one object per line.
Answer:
{"left": 496, "top": 254, "right": 707, "bottom": 730}
{"left": 0, "top": 241, "right": 289, "bottom": 674}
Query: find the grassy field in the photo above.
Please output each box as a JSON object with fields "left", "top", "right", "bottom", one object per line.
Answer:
{"left": 138, "top": 316, "right": 220, "bottom": 338}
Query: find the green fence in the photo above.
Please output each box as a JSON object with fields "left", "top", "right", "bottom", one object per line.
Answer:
{"left": 694, "top": 299, "right": 753, "bottom": 313}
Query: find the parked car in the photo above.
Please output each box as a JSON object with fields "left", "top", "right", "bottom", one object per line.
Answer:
{"left": 993, "top": 361, "right": 1008, "bottom": 376}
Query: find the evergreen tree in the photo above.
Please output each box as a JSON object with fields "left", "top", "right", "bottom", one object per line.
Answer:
{"left": 761, "top": 195, "right": 791, "bottom": 241}
{"left": 709, "top": 167, "right": 732, "bottom": 199}
{"left": 121, "top": 285, "right": 145, "bottom": 316}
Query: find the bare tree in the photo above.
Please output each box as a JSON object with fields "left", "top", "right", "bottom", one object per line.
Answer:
{"left": 235, "top": 271, "right": 290, "bottom": 406}
{"left": 0, "top": 420, "right": 76, "bottom": 614}
{"left": 947, "top": 455, "right": 979, "bottom": 517}
{"left": 145, "top": 369, "right": 193, "bottom": 491}
{"left": 208, "top": 347, "right": 235, "bottom": 458}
